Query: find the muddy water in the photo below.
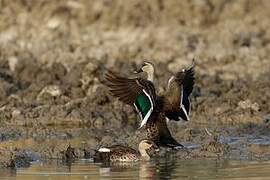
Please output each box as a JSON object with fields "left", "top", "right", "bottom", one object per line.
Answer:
{"left": 0, "top": 159, "right": 270, "bottom": 179}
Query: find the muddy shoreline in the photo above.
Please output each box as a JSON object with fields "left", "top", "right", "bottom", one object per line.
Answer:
{"left": 0, "top": 0, "right": 270, "bottom": 168}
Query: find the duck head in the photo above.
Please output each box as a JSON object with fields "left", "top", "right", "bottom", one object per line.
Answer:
{"left": 135, "top": 61, "right": 154, "bottom": 82}
{"left": 139, "top": 140, "right": 159, "bottom": 151}
{"left": 139, "top": 140, "right": 159, "bottom": 161}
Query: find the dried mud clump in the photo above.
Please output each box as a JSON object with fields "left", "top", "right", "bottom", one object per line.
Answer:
{"left": 200, "top": 139, "right": 230, "bottom": 158}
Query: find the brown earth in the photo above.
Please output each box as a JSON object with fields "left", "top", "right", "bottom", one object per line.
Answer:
{"left": 0, "top": 0, "right": 270, "bottom": 168}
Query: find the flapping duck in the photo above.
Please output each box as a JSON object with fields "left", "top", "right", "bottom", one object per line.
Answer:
{"left": 104, "top": 61, "right": 195, "bottom": 148}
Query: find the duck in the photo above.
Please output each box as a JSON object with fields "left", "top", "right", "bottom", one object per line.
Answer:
{"left": 103, "top": 61, "right": 195, "bottom": 148}
{"left": 93, "top": 140, "right": 159, "bottom": 162}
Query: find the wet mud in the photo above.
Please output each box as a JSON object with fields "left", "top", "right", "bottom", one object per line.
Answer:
{"left": 0, "top": 0, "right": 270, "bottom": 168}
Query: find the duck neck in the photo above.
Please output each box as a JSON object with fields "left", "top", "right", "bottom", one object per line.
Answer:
{"left": 139, "top": 147, "right": 150, "bottom": 161}
{"left": 146, "top": 69, "right": 154, "bottom": 82}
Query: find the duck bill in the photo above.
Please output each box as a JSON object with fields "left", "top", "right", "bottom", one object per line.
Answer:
{"left": 134, "top": 68, "right": 143, "bottom": 74}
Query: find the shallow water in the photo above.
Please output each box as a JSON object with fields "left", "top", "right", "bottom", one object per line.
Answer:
{"left": 1, "top": 158, "right": 270, "bottom": 180}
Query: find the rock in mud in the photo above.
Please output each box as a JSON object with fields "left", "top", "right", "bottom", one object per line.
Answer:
{"left": 199, "top": 136, "right": 230, "bottom": 157}
{"left": 5, "top": 149, "right": 40, "bottom": 169}
{"left": 238, "top": 99, "right": 260, "bottom": 112}
{"left": 248, "top": 144, "right": 270, "bottom": 158}
{"left": 37, "top": 85, "right": 62, "bottom": 101}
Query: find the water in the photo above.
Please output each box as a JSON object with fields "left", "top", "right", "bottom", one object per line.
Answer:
{"left": 1, "top": 158, "right": 270, "bottom": 179}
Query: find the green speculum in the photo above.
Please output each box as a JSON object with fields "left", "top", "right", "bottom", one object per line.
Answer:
{"left": 135, "top": 93, "right": 151, "bottom": 117}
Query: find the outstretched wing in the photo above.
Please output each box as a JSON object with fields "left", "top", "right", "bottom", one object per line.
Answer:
{"left": 162, "top": 64, "right": 195, "bottom": 121}
{"left": 104, "top": 70, "right": 156, "bottom": 128}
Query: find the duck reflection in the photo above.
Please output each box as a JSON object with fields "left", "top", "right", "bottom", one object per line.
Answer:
{"left": 139, "top": 161, "right": 158, "bottom": 179}
{"left": 98, "top": 162, "right": 137, "bottom": 179}
{"left": 0, "top": 169, "right": 16, "bottom": 178}
{"left": 98, "top": 158, "right": 177, "bottom": 179}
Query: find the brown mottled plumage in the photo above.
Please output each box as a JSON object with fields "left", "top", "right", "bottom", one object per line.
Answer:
{"left": 94, "top": 140, "right": 158, "bottom": 162}
{"left": 146, "top": 110, "right": 182, "bottom": 148}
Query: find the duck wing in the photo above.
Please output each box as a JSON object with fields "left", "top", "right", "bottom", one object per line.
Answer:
{"left": 110, "top": 145, "right": 139, "bottom": 162}
{"left": 109, "top": 145, "right": 138, "bottom": 154}
{"left": 95, "top": 145, "right": 138, "bottom": 162}
{"left": 161, "top": 64, "right": 194, "bottom": 121}
{"left": 104, "top": 70, "right": 157, "bottom": 128}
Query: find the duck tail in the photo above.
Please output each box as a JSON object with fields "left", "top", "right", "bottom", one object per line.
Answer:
{"left": 159, "top": 135, "right": 184, "bottom": 149}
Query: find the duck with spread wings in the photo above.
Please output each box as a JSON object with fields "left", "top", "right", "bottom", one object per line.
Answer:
{"left": 103, "top": 61, "right": 195, "bottom": 148}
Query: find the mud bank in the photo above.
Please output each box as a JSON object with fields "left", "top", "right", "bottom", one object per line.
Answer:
{"left": 0, "top": 0, "right": 270, "bottom": 168}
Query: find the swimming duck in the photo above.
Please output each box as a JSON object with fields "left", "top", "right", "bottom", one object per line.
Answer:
{"left": 94, "top": 140, "right": 159, "bottom": 162}
{"left": 103, "top": 61, "right": 195, "bottom": 148}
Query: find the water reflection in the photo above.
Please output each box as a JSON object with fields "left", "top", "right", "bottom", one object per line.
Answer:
{"left": 95, "top": 157, "right": 181, "bottom": 179}
{"left": 98, "top": 162, "right": 138, "bottom": 179}
{"left": 3, "top": 158, "right": 270, "bottom": 179}
{"left": 139, "top": 161, "right": 158, "bottom": 179}
{"left": 0, "top": 169, "right": 16, "bottom": 178}
{"left": 97, "top": 161, "right": 162, "bottom": 179}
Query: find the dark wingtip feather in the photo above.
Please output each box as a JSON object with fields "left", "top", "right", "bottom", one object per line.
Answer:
{"left": 173, "top": 60, "right": 195, "bottom": 97}
{"left": 102, "top": 69, "right": 140, "bottom": 105}
{"left": 103, "top": 70, "right": 120, "bottom": 86}
{"left": 102, "top": 69, "right": 113, "bottom": 84}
